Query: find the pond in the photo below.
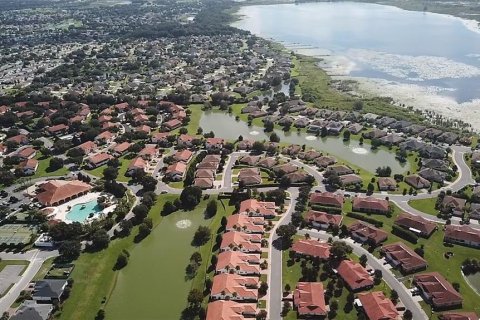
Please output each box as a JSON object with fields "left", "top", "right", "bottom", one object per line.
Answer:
{"left": 199, "top": 111, "right": 409, "bottom": 173}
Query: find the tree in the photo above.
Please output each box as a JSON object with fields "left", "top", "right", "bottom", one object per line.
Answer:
{"left": 205, "top": 199, "right": 217, "bottom": 218}
{"left": 187, "top": 289, "right": 203, "bottom": 305}
{"left": 252, "top": 141, "right": 264, "bottom": 154}
{"left": 256, "top": 310, "right": 268, "bottom": 320}
{"left": 58, "top": 240, "right": 81, "bottom": 261}
{"left": 359, "top": 254, "right": 368, "bottom": 267}
{"left": 270, "top": 132, "right": 280, "bottom": 143}
{"left": 132, "top": 204, "right": 149, "bottom": 221}
{"left": 141, "top": 176, "right": 157, "bottom": 192}
{"left": 259, "top": 281, "right": 268, "bottom": 295}
{"left": 330, "top": 241, "right": 352, "bottom": 260}
{"left": 49, "top": 157, "right": 64, "bottom": 170}
{"left": 343, "top": 130, "right": 351, "bottom": 141}
{"left": 390, "top": 289, "right": 399, "bottom": 303}
{"left": 367, "top": 182, "right": 374, "bottom": 194}
{"left": 353, "top": 100, "right": 363, "bottom": 111}
{"left": 162, "top": 201, "right": 177, "bottom": 216}
{"left": 276, "top": 223, "right": 296, "bottom": 247}
{"left": 95, "top": 310, "right": 106, "bottom": 320}
{"left": 192, "top": 226, "right": 211, "bottom": 246}
{"left": 138, "top": 221, "right": 153, "bottom": 238}
{"left": 103, "top": 167, "right": 119, "bottom": 181}
{"left": 180, "top": 186, "right": 202, "bottom": 209}
{"left": 91, "top": 229, "right": 110, "bottom": 250}
{"left": 114, "top": 252, "right": 129, "bottom": 270}
{"left": 403, "top": 309, "right": 413, "bottom": 320}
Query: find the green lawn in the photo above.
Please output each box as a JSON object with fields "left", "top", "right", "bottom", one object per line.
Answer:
{"left": 33, "top": 257, "right": 55, "bottom": 281}
{"left": 408, "top": 198, "right": 438, "bottom": 216}
{"left": 32, "top": 155, "right": 69, "bottom": 178}
{"left": 465, "top": 273, "right": 480, "bottom": 295}
{"left": 186, "top": 105, "right": 203, "bottom": 135}
{"left": 88, "top": 156, "right": 131, "bottom": 182}
{"left": 57, "top": 195, "right": 176, "bottom": 320}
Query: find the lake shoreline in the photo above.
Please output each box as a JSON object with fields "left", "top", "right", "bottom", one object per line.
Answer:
{"left": 230, "top": 2, "right": 480, "bottom": 132}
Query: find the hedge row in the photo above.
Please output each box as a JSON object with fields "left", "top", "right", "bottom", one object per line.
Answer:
{"left": 310, "top": 205, "right": 342, "bottom": 215}
{"left": 346, "top": 212, "right": 383, "bottom": 228}
{"left": 392, "top": 224, "right": 419, "bottom": 244}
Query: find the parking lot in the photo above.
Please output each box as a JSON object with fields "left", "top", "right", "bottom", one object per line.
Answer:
{"left": 0, "top": 265, "right": 25, "bottom": 295}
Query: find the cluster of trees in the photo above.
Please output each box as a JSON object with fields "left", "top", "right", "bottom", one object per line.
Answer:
{"left": 462, "top": 258, "right": 480, "bottom": 275}
{"left": 375, "top": 166, "right": 392, "bottom": 177}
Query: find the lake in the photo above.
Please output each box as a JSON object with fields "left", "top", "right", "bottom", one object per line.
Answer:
{"left": 232, "top": 2, "right": 480, "bottom": 104}
{"left": 199, "top": 111, "right": 409, "bottom": 173}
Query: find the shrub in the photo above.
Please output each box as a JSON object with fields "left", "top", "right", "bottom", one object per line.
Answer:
{"left": 346, "top": 212, "right": 383, "bottom": 228}
{"left": 391, "top": 225, "right": 418, "bottom": 244}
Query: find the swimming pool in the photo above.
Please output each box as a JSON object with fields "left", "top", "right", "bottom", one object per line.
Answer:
{"left": 66, "top": 200, "right": 103, "bottom": 223}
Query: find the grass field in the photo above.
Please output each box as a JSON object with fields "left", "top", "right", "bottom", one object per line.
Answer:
{"left": 408, "top": 197, "right": 438, "bottom": 216}
{"left": 32, "top": 155, "right": 69, "bottom": 178}
{"left": 105, "top": 197, "right": 233, "bottom": 320}
{"left": 57, "top": 195, "right": 175, "bottom": 320}
{"left": 88, "top": 156, "right": 131, "bottom": 182}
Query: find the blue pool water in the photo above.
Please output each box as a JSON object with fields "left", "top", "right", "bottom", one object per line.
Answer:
{"left": 66, "top": 200, "right": 103, "bottom": 223}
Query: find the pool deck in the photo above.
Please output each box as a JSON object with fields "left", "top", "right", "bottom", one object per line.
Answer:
{"left": 49, "top": 192, "right": 116, "bottom": 223}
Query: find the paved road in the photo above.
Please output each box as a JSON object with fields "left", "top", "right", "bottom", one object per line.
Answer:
{"left": 297, "top": 229, "right": 428, "bottom": 320}
{"left": 268, "top": 188, "right": 299, "bottom": 320}
{"left": 0, "top": 249, "right": 59, "bottom": 313}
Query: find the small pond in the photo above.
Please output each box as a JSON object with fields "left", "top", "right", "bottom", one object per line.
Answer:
{"left": 199, "top": 111, "right": 409, "bottom": 173}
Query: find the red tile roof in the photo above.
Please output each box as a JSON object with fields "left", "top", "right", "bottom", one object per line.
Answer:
{"left": 291, "top": 239, "right": 331, "bottom": 259}
{"left": 337, "top": 260, "right": 373, "bottom": 291}
{"left": 444, "top": 225, "right": 480, "bottom": 247}
{"left": 382, "top": 242, "right": 427, "bottom": 273}
{"left": 226, "top": 215, "right": 264, "bottom": 234}
{"left": 211, "top": 274, "right": 258, "bottom": 300}
{"left": 128, "top": 157, "right": 146, "bottom": 171}
{"left": 216, "top": 251, "right": 260, "bottom": 275}
{"left": 353, "top": 197, "right": 390, "bottom": 213}
{"left": 294, "top": 282, "right": 328, "bottom": 316}
{"left": 348, "top": 221, "right": 388, "bottom": 245}
{"left": 309, "top": 192, "right": 344, "bottom": 207}
{"left": 305, "top": 210, "right": 343, "bottom": 227}
{"left": 220, "top": 231, "right": 261, "bottom": 252}
{"left": 87, "top": 153, "right": 112, "bottom": 165}
{"left": 439, "top": 312, "right": 479, "bottom": 320}
{"left": 413, "top": 272, "right": 463, "bottom": 308}
{"left": 174, "top": 149, "right": 193, "bottom": 162}
{"left": 166, "top": 162, "right": 187, "bottom": 175}
{"left": 394, "top": 213, "right": 436, "bottom": 237}
{"left": 358, "top": 291, "right": 399, "bottom": 320}
{"left": 35, "top": 180, "right": 92, "bottom": 206}
{"left": 76, "top": 141, "right": 96, "bottom": 154}
{"left": 206, "top": 300, "right": 257, "bottom": 320}
{"left": 238, "top": 199, "right": 276, "bottom": 218}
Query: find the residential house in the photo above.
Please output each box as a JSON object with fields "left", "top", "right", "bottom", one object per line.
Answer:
{"left": 291, "top": 239, "right": 331, "bottom": 260}
{"left": 206, "top": 301, "right": 257, "bottom": 320}
{"left": 377, "top": 177, "right": 397, "bottom": 191}
{"left": 352, "top": 197, "right": 390, "bottom": 215}
{"left": 238, "top": 155, "right": 260, "bottom": 166}
{"left": 238, "top": 199, "right": 276, "bottom": 219}
{"left": 305, "top": 210, "right": 343, "bottom": 230}
{"left": 206, "top": 138, "right": 225, "bottom": 153}
{"left": 439, "top": 312, "right": 479, "bottom": 320}
{"left": 7, "top": 134, "right": 28, "bottom": 145}
{"left": 177, "top": 134, "right": 196, "bottom": 148}
{"left": 165, "top": 162, "right": 187, "bottom": 181}
{"left": 272, "top": 163, "right": 298, "bottom": 175}
{"left": 35, "top": 180, "right": 92, "bottom": 206}
{"left": 294, "top": 282, "right": 328, "bottom": 317}
{"left": 220, "top": 231, "right": 262, "bottom": 253}
{"left": 76, "top": 141, "right": 96, "bottom": 154}
{"left": 340, "top": 174, "right": 363, "bottom": 187}
{"left": 379, "top": 134, "right": 404, "bottom": 146}
{"left": 444, "top": 225, "right": 480, "bottom": 248}
{"left": 151, "top": 132, "right": 171, "bottom": 145}
{"left": 210, "top": 274, "right": 258, "bottom": 301}
{"left": 174, "top": 150, "right": 194, "bottom": 163}
{"left": 19, "top": 159, "right": 39, "bottom": 175}
{"left": 326, "top": 164, "right": 354, "bottom": 176}
{"left": 32, "top": 279, "right": 68, "bottom": 302}
{"left": 95, "top": 131, "right": 116, "bottom": 144}
{"left": 237, "top": 139, "right": 254, "bottom": 151}
{"left": 298, "top": 149, "right": 321, "bottom": 162}
{"left": 413, "top": 272, "right": 463, "bottom": 309}
{"left": 357, "top": 291, "right": 399, "bottom": 320}
{"left": 111, "top": 142, "right": 131, "bottom": 157}
{"left": 309, "top": 192, "right": 344, "bottom": 208}
{"left": 405, "top": 174, "right": 431, "bottom": 190}
{"left": 422, "top": 159, "right": 450, "bottom": 172}
{"left": 348, "top": 221, "right": 388, "bottom": 245}
{"left": 138, "top": 145, "right": 159, "bottom": 160}
{"left": 348, "top": 123, "right": 363, "bottom": 134}
{"left": 257, "top": 157, "right": 278, "bottom": 169}
{"left": 126, "top": 157, "right": 147, "bottom": 176}
{"left": 419, "top": 168, "right": 447, "bottom": 183}
{"left": 394, "top": 213, "right": 437, "bottom": 237}
{"left": 163, "top": 119, "right": 182, "bottom": 131}
{"left": 382, "top": 242, "right": 428, "bottom": 274}
{"left": 226, "top": 215, "right": 265, "bottom": 234}
{"left": 314, "top": 156, "right": 336, "bottom": 168}
{"left": 47, "top": 124, "right": 69, "bottom": 136}
{"left": 16, "top": 147, "right": 36, "bottom": 160}
{"left": 364, "top": 129, "right": 387, "bottom": 140}
{"left": 216, "top": 251, "right": 260, "bottom": 275}
{"left": 337, "top": 260, "right": 374, "bottom": 291}
{"left": 86, "top": 153, "right": 113, "bottom": 169}
{"left": 194, "top": 178, "right": 214, "bottom": 189}
{"left": 441, "top": 196, "right": 467, "bottom": 217}
{"left": 238, "top": 168, "right": 262, "bottom": 186}
{"left": 11, "top": 300, "right": 53, "bottom": 320}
